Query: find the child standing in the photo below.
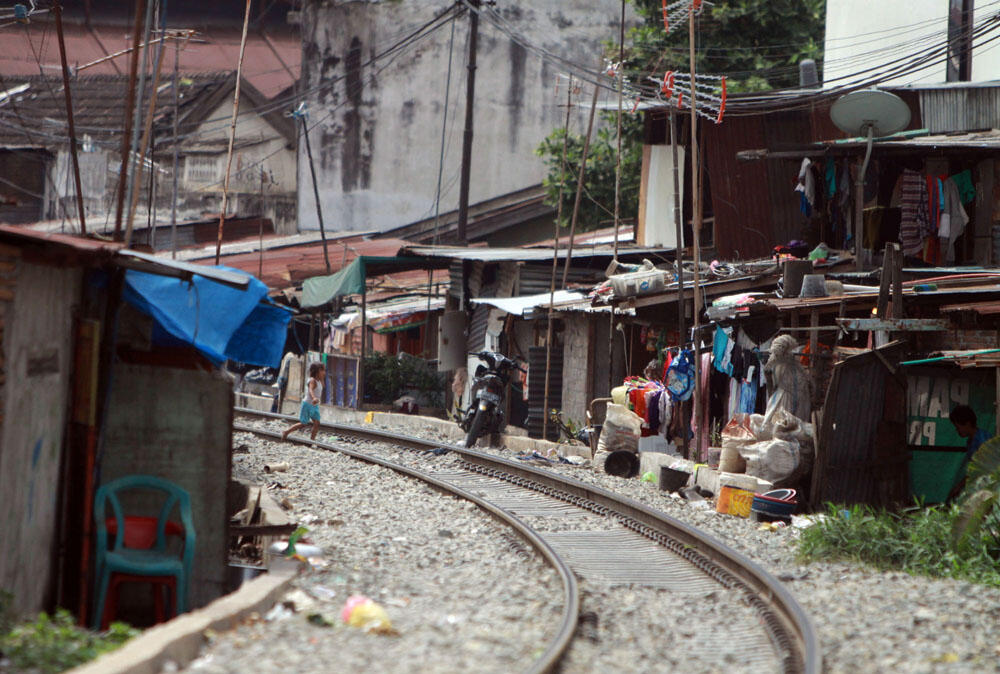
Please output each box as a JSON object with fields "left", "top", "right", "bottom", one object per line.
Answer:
{"left": 283, "top": 362, "right": 325, "bottom": 441}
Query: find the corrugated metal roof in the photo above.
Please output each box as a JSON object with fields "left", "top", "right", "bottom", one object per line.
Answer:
{"left": 193, "top": 237, "right": 411, "bottom": 290}
{"left": 0, "top": 23, "right": 298, "bottom": 99}
{"left": 402, "top": 244, "right": 674, "bottom": 262}
{"left": 917, "top": 87, "right": 1000, "bottom": 134}
{"left": 471, "top": 290, "right": 587, "bottom": 316}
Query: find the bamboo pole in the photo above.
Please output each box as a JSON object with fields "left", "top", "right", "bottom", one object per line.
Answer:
{"left": 113, "top": 0, "right": 147, "bottom": 240}
{"left": 543, "top": 75, "right": 573, "bottom": 440}
{"left": 53, "top": 4, "right": 86, "bottom": 234}
{"left": 689, "top": 3, "right": 704, "bottom": 460}
{"left": 215, "top": 0, "right": 253, "bottom": 265}
{"left": 124, "top": 34, "right": 169, "bottom": 246}
{"left": 562, "top": 80, "right": 600, "bottom": 289}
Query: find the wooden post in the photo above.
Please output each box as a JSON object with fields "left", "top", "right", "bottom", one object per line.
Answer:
{"left": 810, "top": 310, "right": 821, "bottom": 397}
{"left": 543, "top": 76, "right": 573, "bottom": 440}
{"left": 689, "top": 4, "right": 705, "bottom": 460}
{"left": 54, "top": 4, "right": 87, "bottom": 234}
{"left": 113, "top": 0, "right": 146, "bottom": 240}
{"left": 669, "top": 106, "right": 687, "bottom": 459}
{"left": 456, "top": 0, "right": 480, "bottom": 245}
{"left": 562, "top": 81, "right": 600, "bottom": 289}
{"left": 124, "top": 35, "right": 169, "bottom": 247}
{"left": 215, "top": 0, "right": 253, "bottom": 264}
{"left": 359, "top": 284, "right": 367, "bottom": 409}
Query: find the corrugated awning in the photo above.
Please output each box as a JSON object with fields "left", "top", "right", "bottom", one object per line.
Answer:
{"left": 471, "top": 290, "right": 587, "bottom": 316}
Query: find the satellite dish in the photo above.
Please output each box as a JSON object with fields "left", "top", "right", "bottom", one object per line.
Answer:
{"left": 829, "top": 89, "right": 911, "bottom": 272}
{"left": 830, "top": 89, "right": 911, "bottom": 138}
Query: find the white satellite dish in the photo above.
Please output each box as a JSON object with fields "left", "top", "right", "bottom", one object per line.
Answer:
{"left": 829, "top": 89, "right": 911, "bottom": 270}
{"left": 830, "top": 89, "right": 911, "bottom": 138}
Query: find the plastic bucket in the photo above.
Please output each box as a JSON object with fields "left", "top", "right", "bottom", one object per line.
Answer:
{"left": 659, "top": 466, "right": 690, "bottom": 492}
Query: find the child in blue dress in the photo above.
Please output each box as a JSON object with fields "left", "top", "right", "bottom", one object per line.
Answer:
{"left": 282, "top": 362, "right": 324, "bottom": 441}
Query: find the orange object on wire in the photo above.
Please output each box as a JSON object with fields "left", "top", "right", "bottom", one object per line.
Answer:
{"left": 715, "top": 76, "right": 727, "bottom": 123}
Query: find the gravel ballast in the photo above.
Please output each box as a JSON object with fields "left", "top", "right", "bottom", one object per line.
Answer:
{"left": 189, "top": 414, "right": 1000, "bottom": 673}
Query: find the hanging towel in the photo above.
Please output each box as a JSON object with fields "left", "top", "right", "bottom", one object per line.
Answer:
{"left": 951, "top": 169, "right": 975, "bottom": 204}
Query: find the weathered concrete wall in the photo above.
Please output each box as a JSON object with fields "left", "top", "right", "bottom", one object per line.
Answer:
{"left": 299, "top": 0, "right": 633, "bottom": 233}
{"left": 101, "top": 363, "right": 233, "bottom": 610}
{"left": 0, "top": 257, "right": 82, "bottom": 615}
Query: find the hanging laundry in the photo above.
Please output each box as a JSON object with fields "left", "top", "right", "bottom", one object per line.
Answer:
{"left": 940, "top": 176, "right": 970, "bottom": 263}
{"left": 795, "top": 158, "right": 816, "bottom": 217}
{"left": 899, "top": 169, "right": 931, "bottom": 257}
{"left": 951, "top": 169, "right": 975, "bottom": 204}
{"left": 712, "top": 325, "right": 734, "bottom": 375}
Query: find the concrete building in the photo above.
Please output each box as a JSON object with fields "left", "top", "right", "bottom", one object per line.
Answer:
{"left": 0, "top": 73, "right": 298, "bottom": 237}
{"left": 298, "top": 0, "right": 635, "bottom": 235}
{"left": 824, "top": 0, "right": 1000, "bottom": 87}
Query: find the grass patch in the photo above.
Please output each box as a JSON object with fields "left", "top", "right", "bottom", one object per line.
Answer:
{"left": 0, "top": 609, "right": 139, "bottom": 673}
{"left": 797, "top": 503, "right": 1000, "bottom": 587}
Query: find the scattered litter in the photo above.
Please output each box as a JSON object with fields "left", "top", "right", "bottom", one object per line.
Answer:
{"left": 640, "top": 471, "right": 657, "bottom": 483}
{"left": 310, "top": 585, "right": 337, "bottom": 601}
{"left": 282, "top": 589, "right": 317, "bottom": 613}
{"left": 279, "top": 497, "right": 294, "bottom": 510}
{"left": 307, "top": 612, "right": 336, "bottom": 627}
{"left": 264, "top": 602, "right": 294, "bottom": 622}
{"left": 264, "top": 462, "right": 290, "bottom": 473}
{"left": 791, "top": 514, "right": 819, "bottom": 529}
{"left": 563, "top": 455, "right": 588, "bottom": 466}
{"left": 341, "top": 595, "right": 398, "bottom": 635}
{"left": 757, "top": 521, "right": 787, "bottom": 531}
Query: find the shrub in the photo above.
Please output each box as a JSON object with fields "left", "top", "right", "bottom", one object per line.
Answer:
{"left": 0, "top": 609, "right": 138, "bottom": 673}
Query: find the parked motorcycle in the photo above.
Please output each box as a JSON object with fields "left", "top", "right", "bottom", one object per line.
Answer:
{"left": 459, "top": 351, "right": 523, "bottom": 447}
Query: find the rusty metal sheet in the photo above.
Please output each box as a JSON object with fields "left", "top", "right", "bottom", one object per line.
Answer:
{"left": 812, "top": 341, "right": 909, "bottom": 508}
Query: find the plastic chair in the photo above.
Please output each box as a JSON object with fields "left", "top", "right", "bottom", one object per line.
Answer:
{"left": 100, "top": 516, "right": 185, "bottom": 629}
{"left": 92, "top": 476, "right": 195, "bottom": 630}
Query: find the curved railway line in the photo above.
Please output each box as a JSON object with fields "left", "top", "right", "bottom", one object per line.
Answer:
{"left": 234, "top": 408, "right": 821, "bottom": 673}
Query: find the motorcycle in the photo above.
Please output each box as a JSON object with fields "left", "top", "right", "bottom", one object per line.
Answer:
{"left": 458, "top": 351, "right": 523, "bottom": 447}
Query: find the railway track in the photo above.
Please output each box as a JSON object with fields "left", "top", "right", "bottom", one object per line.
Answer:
{"left": 234, "top": 407, "right": 821, "bottom": 673}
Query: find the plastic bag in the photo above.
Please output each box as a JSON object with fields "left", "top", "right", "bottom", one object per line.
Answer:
{"left": 741, "top": 438, "right": 799, "bottom": 484}
{"left": 596, "top": 403, "right": 642, "bottom": 454}
{"left": 666, "top": 349, "right": 695, "bottom": 401}
{"left": 342, "top": 595, "right": 397, "bottom": 635}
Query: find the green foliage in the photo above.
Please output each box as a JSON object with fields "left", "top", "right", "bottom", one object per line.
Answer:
{"left": 0, "top": 609, "right": 139, "bottom": 673}
{"left": 534, "top": 113, "right": 644, "bottom": 233}
{"left": 364, "top": 352, "right": 445, "bottom": 407}
{"left": 797, "top": 503, "right": 1000, "bottom": 587}
{"left": 629, "top": 0, "right": 826, "bottom": 92}
{"left": 953, "top": 437, "right": 1000, "bottom": 555}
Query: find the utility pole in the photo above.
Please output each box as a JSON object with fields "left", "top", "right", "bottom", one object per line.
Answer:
{"left": 53, "top": 3, "right": 86, "bottom": 234}
{"left": 299, "top": 111, "right": 332, "bottom": 274}
{"left": 170, "top": 35, "right": 181, "bottom": 258}
{"left": 456, "top": 0, "right": 479, "bottom": 245}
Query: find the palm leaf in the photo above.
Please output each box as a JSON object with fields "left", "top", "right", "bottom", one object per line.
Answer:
{"left": 968, "top": 436, "right": 1000, "bottom": 482}
{"left": 952, "top": 489, "right": 999, "bottom": 551}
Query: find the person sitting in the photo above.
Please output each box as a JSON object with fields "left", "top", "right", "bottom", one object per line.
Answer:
{"left": 947, "top": 404, "right": 990, "bottom": 499}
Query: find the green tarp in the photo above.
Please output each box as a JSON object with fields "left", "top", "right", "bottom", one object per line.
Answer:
{"left": 301, "top": 256, "right": 433, "bottom": 308}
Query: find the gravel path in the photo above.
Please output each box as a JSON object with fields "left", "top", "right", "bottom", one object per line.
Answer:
{"left": 184, "top": 429, "right": 563, "bottom": 674}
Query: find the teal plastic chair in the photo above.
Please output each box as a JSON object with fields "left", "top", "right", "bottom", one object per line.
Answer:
{"left": 92, "top": 475, "right": 196, "bottom": 630}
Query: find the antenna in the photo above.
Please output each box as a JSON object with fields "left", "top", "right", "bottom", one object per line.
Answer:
{"left": 830, "top": 89, "right": 911, "bottom": 270}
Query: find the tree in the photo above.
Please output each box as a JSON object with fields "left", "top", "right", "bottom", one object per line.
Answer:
{"left": 536, "top": 0, "right": 826, "bottom": 232}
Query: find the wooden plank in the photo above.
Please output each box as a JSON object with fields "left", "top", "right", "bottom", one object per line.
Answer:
{"left": 836, "top": 318, "right": 949, "bottom": 331}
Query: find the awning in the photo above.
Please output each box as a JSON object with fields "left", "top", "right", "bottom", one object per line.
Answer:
{"left": 123, "top": 267, "right": 292, "bottom": 368}
{"left": 300, "top": 256, "right": 444, "bottom": 308}
{"left": 471, "top": 290, "right": 587, "bottom": 316}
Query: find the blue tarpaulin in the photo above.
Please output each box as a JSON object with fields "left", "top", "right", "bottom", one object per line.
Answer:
{"left": 123, "top": 267, "right": 292, "bottom": 368}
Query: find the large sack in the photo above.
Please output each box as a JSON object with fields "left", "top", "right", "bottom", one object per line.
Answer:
{"left": 596, "top": 403, "right": 642, "bottom": 454}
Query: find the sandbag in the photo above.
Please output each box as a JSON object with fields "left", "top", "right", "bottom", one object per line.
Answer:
{"left": 741, "top": 438, "right": 799, "bottom": 484}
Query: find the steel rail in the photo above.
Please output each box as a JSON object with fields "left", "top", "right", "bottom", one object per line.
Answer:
{"left": 235, "top": 407, "right": 822, "bottom": 673}
{"left": 233, "top": 422, "right": 579, "bottom": 674}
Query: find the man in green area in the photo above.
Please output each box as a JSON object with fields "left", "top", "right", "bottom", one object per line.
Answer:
{"left": 947, "top": 404, "right": 991, "bottom": 499}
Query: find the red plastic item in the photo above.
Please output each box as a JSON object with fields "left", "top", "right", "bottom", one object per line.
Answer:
{"left": 100, "top": 516, "right": 184, "bottom": 630}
